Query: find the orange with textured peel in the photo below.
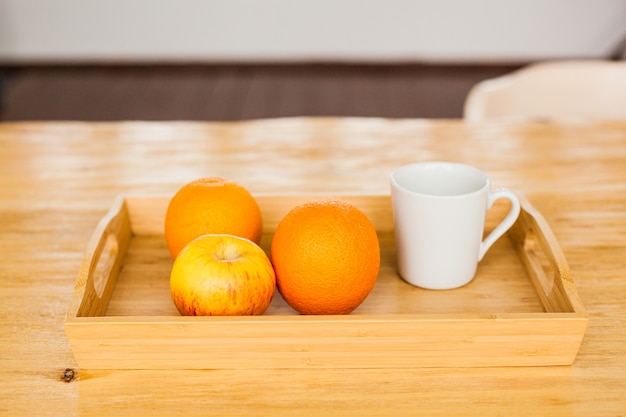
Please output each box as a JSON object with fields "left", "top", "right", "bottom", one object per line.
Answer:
{"left": 164, "top": 177, "right": 262, "bottom": 258}
{"left": 270, "top": 200, "right": 380, "bottom": 315}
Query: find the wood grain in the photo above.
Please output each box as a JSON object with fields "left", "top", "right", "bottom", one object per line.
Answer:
{"left": 1, "top": 118, "right": 626, "bottom": 415}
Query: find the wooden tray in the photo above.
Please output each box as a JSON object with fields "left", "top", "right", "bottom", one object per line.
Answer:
{"left": 64, "top": 194, "right": 588, "bottom": 369}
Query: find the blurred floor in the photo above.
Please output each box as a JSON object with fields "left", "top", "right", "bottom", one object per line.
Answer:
{"left": 0, "top": 64, "right": 521, "bottom": 121}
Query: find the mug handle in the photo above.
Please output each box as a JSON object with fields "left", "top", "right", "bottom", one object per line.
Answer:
{"left": 478, "top": 188, "right": 521, "bottom": 261}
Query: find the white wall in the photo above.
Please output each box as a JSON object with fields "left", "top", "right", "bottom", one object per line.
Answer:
{"left": 1, "top": 0, "right": 625, "bottom": 63}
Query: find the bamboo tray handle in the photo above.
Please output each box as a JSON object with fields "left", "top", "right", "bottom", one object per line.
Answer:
{"left": 67, "top": 196, "right": 132, "bottom": 318}
{"left": 510, "top": 195, "right": 586, "bottom": 314}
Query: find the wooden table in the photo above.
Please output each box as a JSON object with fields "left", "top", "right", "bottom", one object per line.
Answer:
{"left": 1, "top": 118, "right": 625, "bottom": 415}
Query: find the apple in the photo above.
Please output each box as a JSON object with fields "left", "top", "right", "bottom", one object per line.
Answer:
{"left": 170, "top": 234, "right": 276, "bottom": 316}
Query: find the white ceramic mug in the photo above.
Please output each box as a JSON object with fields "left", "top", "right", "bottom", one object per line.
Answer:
{"left": 390, "top": 162, "right": 521, "bottom": 290}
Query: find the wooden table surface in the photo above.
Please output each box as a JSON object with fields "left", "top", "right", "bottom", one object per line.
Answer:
{"left": 1, "top": 117, "right": 625, "bottom": 415}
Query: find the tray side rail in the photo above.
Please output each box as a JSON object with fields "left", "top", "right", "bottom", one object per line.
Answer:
{"left": 508, "top": 195, "right": 587, "bottom": 316}
{"left": 64, "top": 313, "right": 587, "bottom": 370}
{"left": 66, "top": 196, "right": 132, "bottom": 319}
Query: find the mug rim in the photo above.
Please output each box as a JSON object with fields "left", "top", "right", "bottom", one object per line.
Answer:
{"left": 390, "top": 161, "right": 490, "bottom": 198}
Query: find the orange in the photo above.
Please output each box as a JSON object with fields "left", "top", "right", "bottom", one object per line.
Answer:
{"left": 270, "top": 200, "right": 380, "bottom": 315}
{"left": 164, "top": 177, "right": 262, "bottom": 258}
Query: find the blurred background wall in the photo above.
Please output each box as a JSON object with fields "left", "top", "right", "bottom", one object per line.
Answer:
{"left": 1, "top": 0, "right": 625, "bottom": 64}
{"left": 1, "top": 0, "right": 624, "bottom": 121}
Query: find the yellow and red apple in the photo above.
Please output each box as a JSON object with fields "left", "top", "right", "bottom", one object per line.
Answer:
{"left": 170, "top": 234, "right": 276, "bottom": 316}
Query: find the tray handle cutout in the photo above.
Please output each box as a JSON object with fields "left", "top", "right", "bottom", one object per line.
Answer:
{"left": 69, "top": 196, "right": 133, "bottom": 318}
{"left": 93, "top": 233, "right": 119, "bottom": 298}
{"left": 509, "top": 196, "right": 585, "bottom": 314}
